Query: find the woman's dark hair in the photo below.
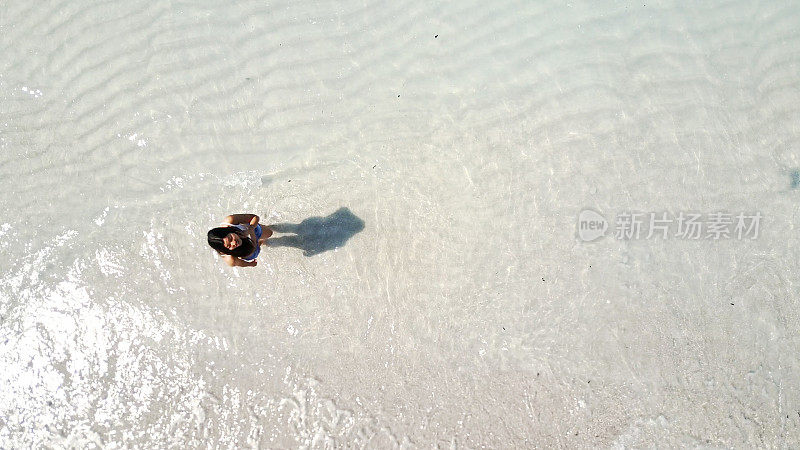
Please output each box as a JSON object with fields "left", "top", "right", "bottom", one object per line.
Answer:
{"left": 207, "top": 226, "right": 254, "bottom": 258}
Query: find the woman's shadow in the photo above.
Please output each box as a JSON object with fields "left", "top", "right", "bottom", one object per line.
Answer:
{"left": 266, "top": 207, "right": 365, "bottom": 257}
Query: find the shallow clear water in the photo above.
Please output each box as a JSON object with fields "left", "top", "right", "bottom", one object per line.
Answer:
{"left": 1, "top": 0, "right": 799, "bottom": 447}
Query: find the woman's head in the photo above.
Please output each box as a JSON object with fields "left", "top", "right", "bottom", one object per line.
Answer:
{"left": 207, "top": 227, "right": 254, "bottom": 257}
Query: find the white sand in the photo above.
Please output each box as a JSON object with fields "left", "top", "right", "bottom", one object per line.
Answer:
{"left": 1, "top": 0, "right": 799, "bottom": 447}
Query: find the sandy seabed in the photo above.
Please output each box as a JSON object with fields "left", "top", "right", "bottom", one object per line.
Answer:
{"left": 1, "top": 0, "right": 799, "bottom": 447}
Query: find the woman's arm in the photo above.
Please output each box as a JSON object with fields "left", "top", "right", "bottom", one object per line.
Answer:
{"left": 224, "top": 214, "right": 259, "bottom": 225}
{"left": 221, "top": 254, "right": 258, "bottom": 267}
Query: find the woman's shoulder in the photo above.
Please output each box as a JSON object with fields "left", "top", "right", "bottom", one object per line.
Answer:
{"left": 220, "top": 223, "right": 247, "bottom": 231}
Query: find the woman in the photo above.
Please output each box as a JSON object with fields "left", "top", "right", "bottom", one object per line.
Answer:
{"left": 207, "top": 214, "right": 273, "bottom": 267}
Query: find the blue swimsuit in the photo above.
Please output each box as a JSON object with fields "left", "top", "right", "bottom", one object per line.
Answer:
{"left": 225, "top": 223, "right": 262, "bottom": 261}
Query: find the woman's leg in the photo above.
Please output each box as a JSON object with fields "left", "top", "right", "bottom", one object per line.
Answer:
{"left": 258, "top": 226, "right": 273, "bottom": 245}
